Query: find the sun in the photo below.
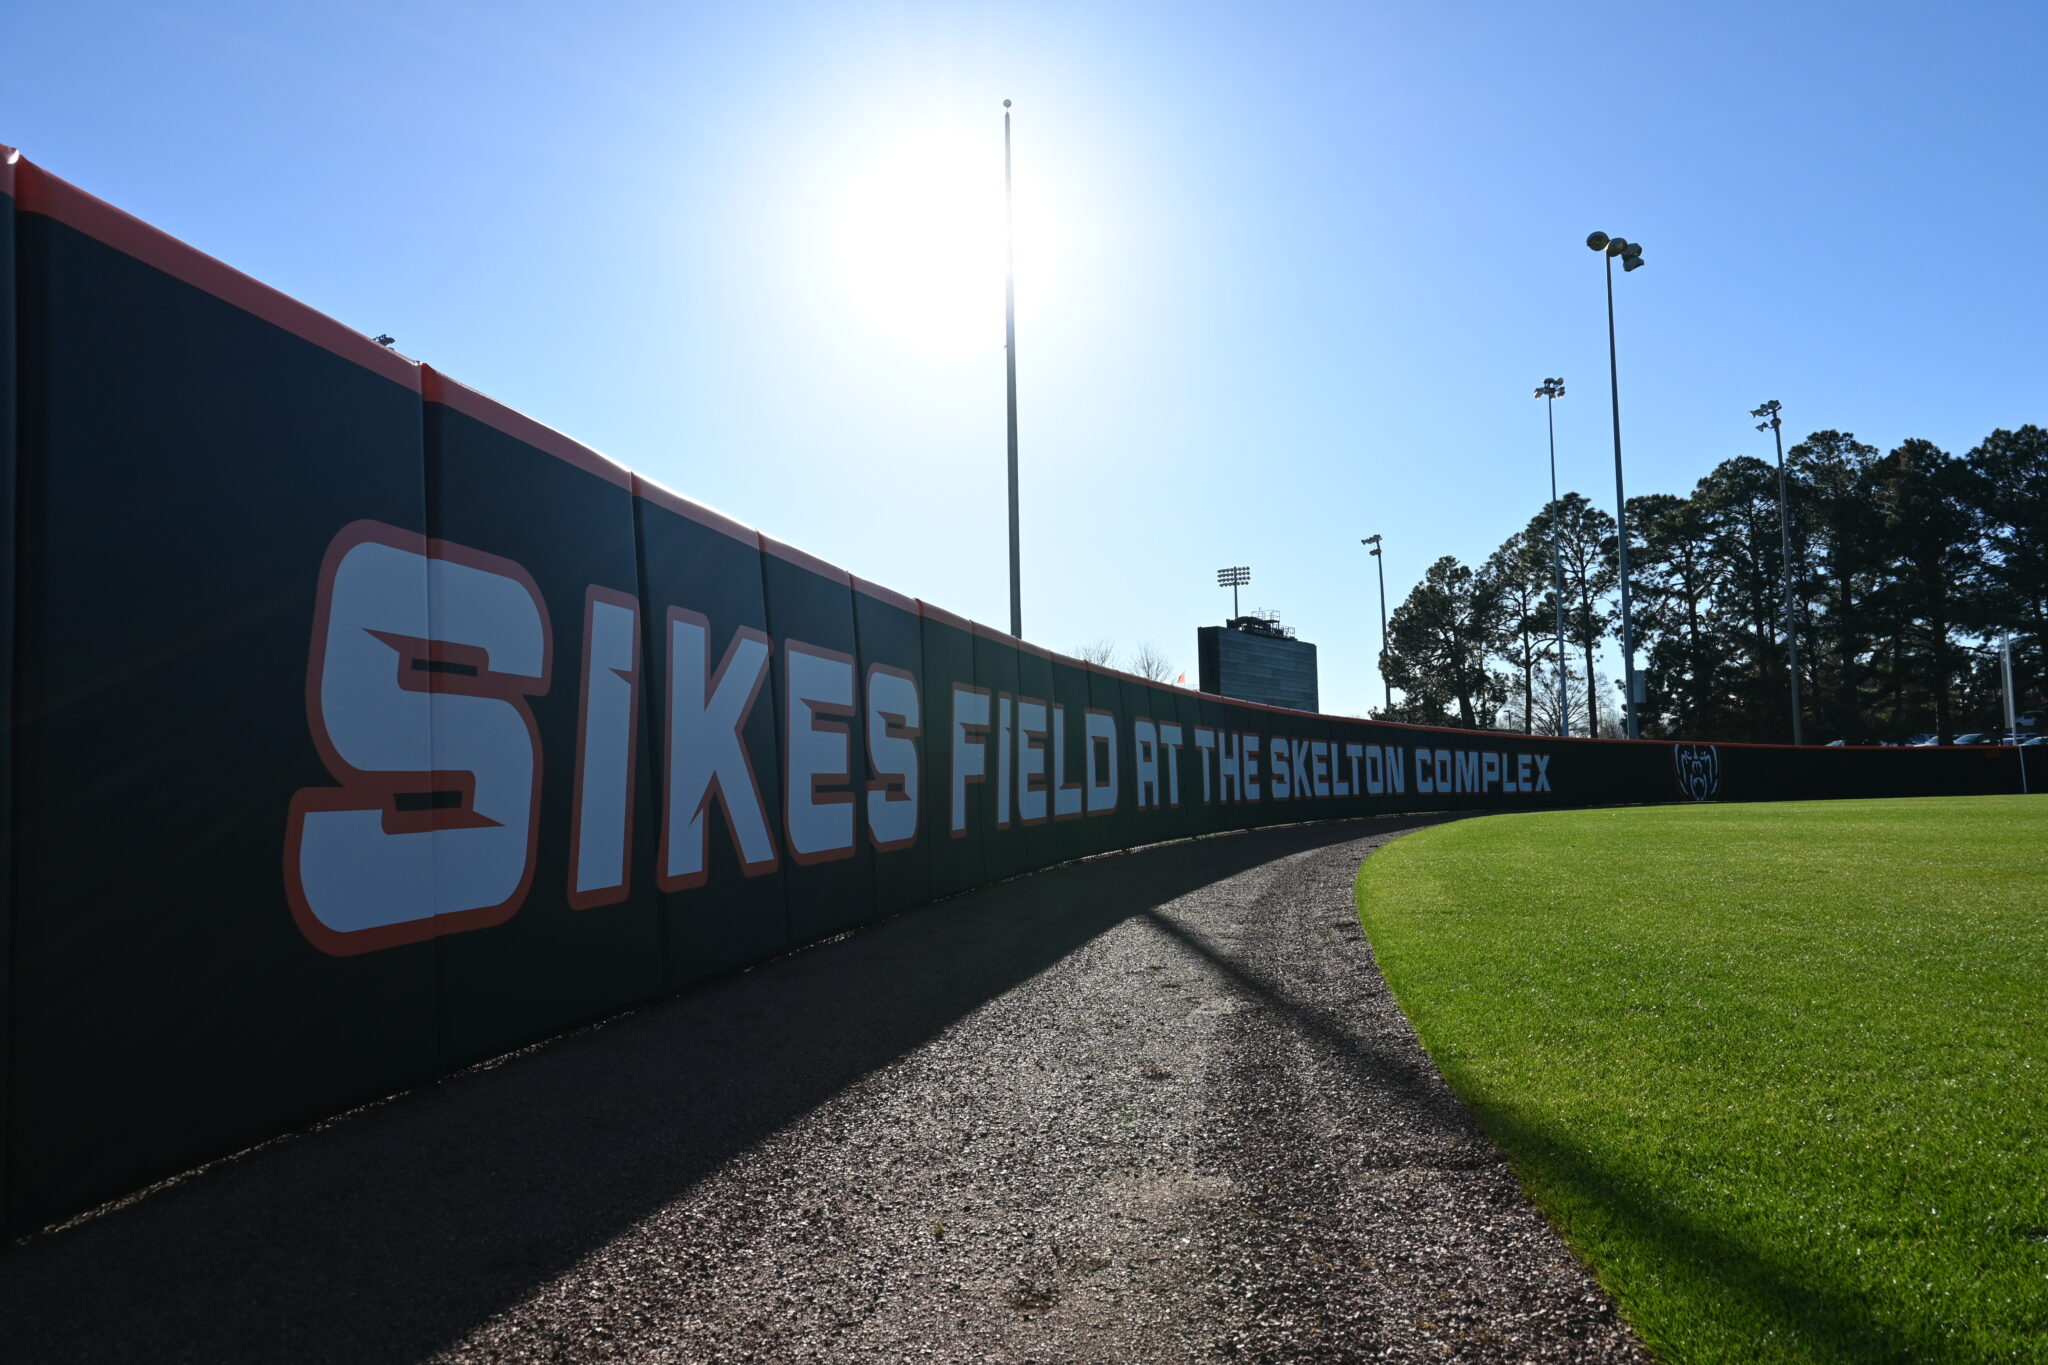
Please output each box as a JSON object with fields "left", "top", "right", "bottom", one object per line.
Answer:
{"left": 832, "top": 129, "right": 1010, "bottom": 359}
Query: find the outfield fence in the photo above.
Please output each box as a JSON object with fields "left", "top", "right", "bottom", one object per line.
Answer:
{"left": 0, "top": 148, "right": 2036, "bottom": 1234}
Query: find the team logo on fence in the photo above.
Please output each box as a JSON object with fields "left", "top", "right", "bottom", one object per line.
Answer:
{"left": 1672, "top": 743, "right": 1721, "bottom": 802}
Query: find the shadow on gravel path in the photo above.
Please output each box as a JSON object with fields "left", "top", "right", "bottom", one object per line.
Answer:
{"left": 0, "top": 818, "right": 1397, "bottom": 1364}
{"left": 1150, "top": 821, "right": 1648, "bottom": 1362}
{"left": 1164, "top": 824, "right": 1905, "bottom": 1362}
{"left": 1142, "top": 908, "right": 1468, "bottom": 1144}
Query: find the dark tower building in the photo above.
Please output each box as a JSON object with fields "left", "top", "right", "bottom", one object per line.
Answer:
{"left": 1198, "top": 611, "right": 1319, "bottom": 712}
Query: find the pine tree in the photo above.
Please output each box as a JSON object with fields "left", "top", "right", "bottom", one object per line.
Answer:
{"left": 1541, "top": 494, "right": 1617, "bottom": 735}
{"left": 1381, "top": 556, "right": 1510, "bottom": 729}
{"left": 1485, "top": 530, "right": 1557, "bottom": 734}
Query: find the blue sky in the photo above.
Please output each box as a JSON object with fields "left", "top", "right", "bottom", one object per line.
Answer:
{"left": 8, "top": 1, "right": 2044, "bottom": 716}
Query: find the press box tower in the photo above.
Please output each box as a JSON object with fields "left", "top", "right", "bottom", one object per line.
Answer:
{"left": 1198, "top": 611, "right": 1319, "bottom": 713}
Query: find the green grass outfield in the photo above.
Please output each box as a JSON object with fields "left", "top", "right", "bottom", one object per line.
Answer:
{"left": 1355, "top": 796, "right": 2048, "bottom": 1364}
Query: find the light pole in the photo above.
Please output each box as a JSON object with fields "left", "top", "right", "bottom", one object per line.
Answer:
{"left": 1003, "top": 100, "right": 1023, "bottom": 639}
{"left": 1362, "top": 536, "right": 1390, "bottom": 714}
{"left": 1534, "top": 378, "right": 1570, "bottom": 737}
{"left": 2001, "top": 630, "right": 2029, "bottom": 795}
{"left": 1750, "top": 399, "right": 1805, "bottom": 745}
{"left": 1586, "top": 231, "right": 1645, "bottom": 738}
{"left": 1217, "top": 565, "right": 1250, "bottom": 620}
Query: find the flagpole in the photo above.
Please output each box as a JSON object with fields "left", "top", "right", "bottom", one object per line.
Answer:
{"left": 1003, "top": 100, "right": 1023, "bottom": 639}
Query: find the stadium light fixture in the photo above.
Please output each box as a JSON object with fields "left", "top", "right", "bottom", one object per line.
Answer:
{"left": 1750, "top": 398, "right": 1805, "bottom": 745}
{"left": 1216, "top": 564, "right": 1251, "bottom": 619}
{"left": 1587, "top": 229, "right": 1648, "bottom": 737}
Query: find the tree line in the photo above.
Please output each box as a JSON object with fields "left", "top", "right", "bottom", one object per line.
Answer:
{"left": 1374, "top": 424, "right": 2046, "bottom": 744}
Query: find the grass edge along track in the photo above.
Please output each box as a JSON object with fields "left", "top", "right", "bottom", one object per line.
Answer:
{"left": 1354, "top": 796, "right": 2048, "bottom": 1364}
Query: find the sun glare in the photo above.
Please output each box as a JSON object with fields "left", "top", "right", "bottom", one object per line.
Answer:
{"left": 833, "top": 130, "right": 1011, "bottom": 358}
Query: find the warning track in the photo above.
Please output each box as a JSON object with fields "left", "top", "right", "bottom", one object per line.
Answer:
{"left": 0, "top": 816, "right": 1644, "bottom": 1362}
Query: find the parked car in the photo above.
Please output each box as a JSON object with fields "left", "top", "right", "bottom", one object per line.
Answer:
{"left": 1904, "top": 733, "right": 1940, "bottom": 747}
{"left": 1953, "top": 732, "right": 1999, "bottom": 746}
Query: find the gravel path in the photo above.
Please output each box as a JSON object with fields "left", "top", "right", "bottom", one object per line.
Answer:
{"left": 0, "top": 815, "right": 1646, "bottom": 1363}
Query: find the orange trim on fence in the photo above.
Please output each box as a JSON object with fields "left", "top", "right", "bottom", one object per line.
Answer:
{"left": 12, "top": 156, "right": 420, "bottom": 391}
{"left": 853, "top": 576, "right": 918, "bottom": 614}
{"left": 918, "top": 600, "right": 975, "bottom": 633}
{"left": 761, "top": 534, "right": 852, "bottom": 587}
{"left": 629, "top": 473, "right": 758, "bottom": 548}
{"left": 423, "top": 365, "right": 633, "bottom": 493}
{"left": 1082, "top": 657, "right": 1163, "bottom": 692}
